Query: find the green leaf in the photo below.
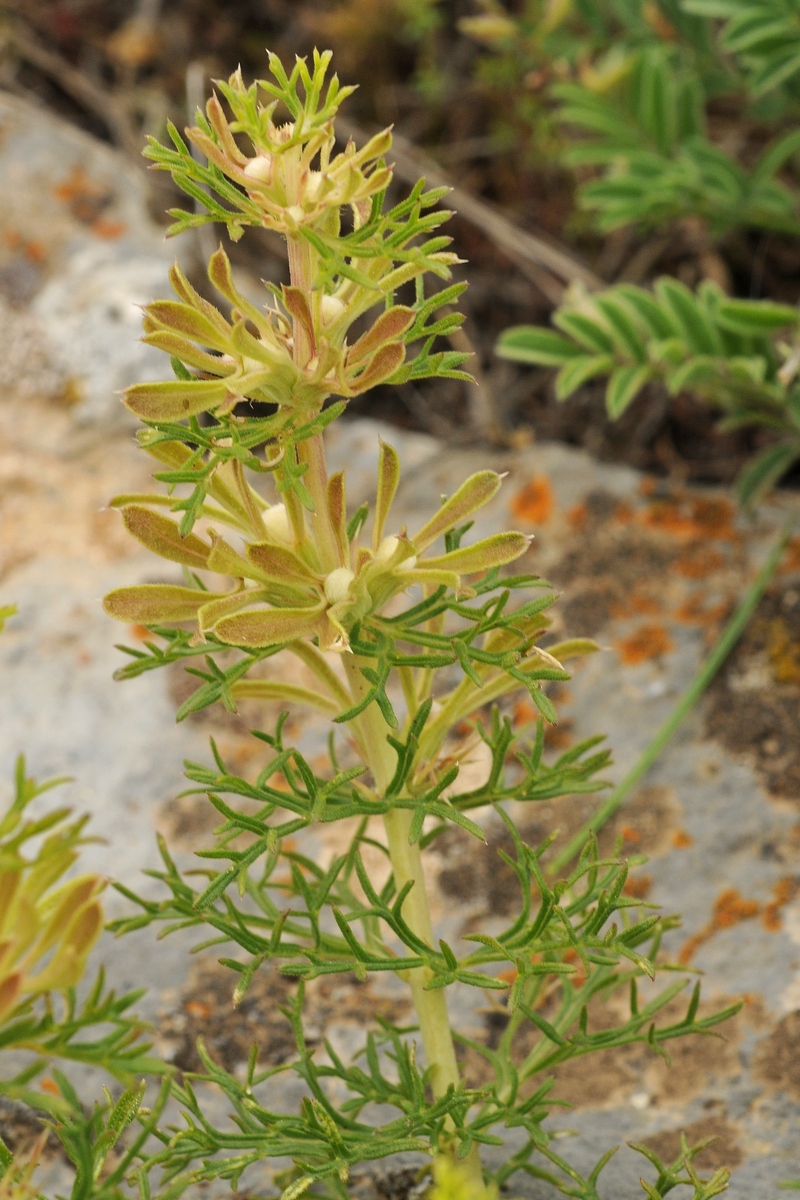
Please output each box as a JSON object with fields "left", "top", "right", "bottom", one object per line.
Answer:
{"left": 554, "top": 310, "right": 617, "bottom": 354}
{"left": 555, "top": 354, "right": 615, "bottom": 400}
{"left": 593, "top": 295, "right": 647, "bottom": 360}
{"left": 121, "top": 506, "right": 211, "bottom": 569}
{"left": 214, "top": 603, "right": 326, "bottom": 648}
{"left": 735, "top": 440, "right": 799, "bottom": 508}
{"left": 496, "top": 327, "right": 584, "bottom": 366}
{"left": 103, "top": 584, "right": 228, "bottom": 624}
{"left": 605, "top": 364, "right": 652, "bottom": 417}
{"left": 716, "top": 299, "right": 800, "bottom": 335}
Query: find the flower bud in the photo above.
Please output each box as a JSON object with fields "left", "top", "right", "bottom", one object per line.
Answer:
{"left": 324, "top": 567, "right": 355, "bottom": 604}
{"left": 321, "top": 294, "right": 346, "bottom": 325}
{"left": 305, "top": 171, "right": 324, "bottom": 202}
{"left": 376, "top": 535, "right": 400, "bottom": 563}
{"left": 262, "top": 503, "right": 293, "bottom": 543}
{"left": 243, "top": 154, "right": 273, "bottom": 182}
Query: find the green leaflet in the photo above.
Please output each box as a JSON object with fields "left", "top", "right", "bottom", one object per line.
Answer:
{"left": 497, "top": 276, "right": 800, "bottom": 501}
{"left": 214, "top": 603, "right": 326, "bottom": 648}
{"left": 716, "top": 298, "right": 800, "bottom": 335}
{"left": 555, "top": 354, "right": 616, "bottom": 400}
{"left": 124, "top": 378, "right": 229, "bottom": 421}
{"left": 735, "top": 439, "right": 800, "bottom": 508}
{"left": 412, "top": 471, "right": 503, "bottom": 551}
{"left": 121, "top": 506, "right": 211, "bottom": 569}
{"left": 496, "top": 327, "right": 583, "bottom": 366}
{"left": 103, "top": 584, "right": 230, "bottom": 624}
{"left": 423, "top": 532, "right": 530, "bottom": 574}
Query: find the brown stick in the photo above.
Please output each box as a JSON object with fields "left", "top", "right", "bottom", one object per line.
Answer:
{"left": 7, "top": 22, "right": 141, "bottom": 155}
{"left": 336, "top": 116, "right": 604, "bottom": 302}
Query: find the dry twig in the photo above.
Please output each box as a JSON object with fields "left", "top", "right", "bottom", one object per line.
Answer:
{"left": 5, "top": 21, "right": 140, "bottom": 155}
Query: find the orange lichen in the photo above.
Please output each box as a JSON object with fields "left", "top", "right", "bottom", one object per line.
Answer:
{"left": 778, "top": 535, "right": 800, "bottom": 574}
{"left": 511, "top": 476, "right": 554, "bottom": 525}
{"left": 513, "top": 698, "right": 539, "bottom": 726}
{"left": 690, "top": 497, "right": 736, "bottom": 537}
{"left": 765, "top": 617, "right": 800, "bottom": 684}
{"left": 185, "top": 999, "right": 212, "bottom": 1019}
{"left": 674, "top": 595, "right": 730, "bottom": 627}
{"left": 610, "top": 582, "right": 662, "bottom": 618}
{"left": 544, "top": 722, "right": 573, "bottom": 749}
{"left": 40, "top": 1077, "right": 60, "bottom": 1095}
{"left": 679, "top": 887, "right": 760, "bottom": 964}
{"left": 92, "top": 218, "right": 126, "bottom": 239}
{"left": 567, "top": 503, "right": 587, "bottom": 530}
{"left": 563, "top": 947, "right": 586, "bottom": 987}
{"left": 129, "top": 624, "right": 151, "bottom": 641}
{"left": 616, "top": 623, "right": 674, "bottom": 664}
{"left": 613, "top": 501, "right": 635, "bottom": 523}
{"left": 620, "top": 825, "right": 641, "bottom": 844}
{"left": 674, "top": 546, "right": 725, "bottom": 579}
{"left": 762, "top": 877, "right": 797, "bottom": 931}
{"left": 2, "top": 229, "right": 46, "bottom": 261}
{"left": 641, "top": 494, "right": 735, "bottom": 541}
{"left": 54, "top": 168, "right": 125, "bottom": 238}
{"left": 672, "top": 829, "right": 694, "bottom": 849}
{"left": 623, "top": 874, "right": 652, "bottom": 899}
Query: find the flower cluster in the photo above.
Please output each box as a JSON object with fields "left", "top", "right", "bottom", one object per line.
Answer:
{"left": 0, "top": 777, "right": 104, "bottom": 1024}
{"left": 104, "top": 454, "right": 529, "bottom": 657}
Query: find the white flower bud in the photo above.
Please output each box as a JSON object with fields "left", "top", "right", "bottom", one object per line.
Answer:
{"left": 262, "top": 503, "right": 292, "bottom": 543}
{"left": 324, "top": 567, "right": 355, "bottom": 604}
{"left": 321, "top": 294, "right": 346, "bottom": 325}
{"left": 376, "top": 535, "right": 400, "bottom": 563}
{"left": 244, "top": 155, "right": 273, "bottom": 182}
{"left": 376, "top": 535, "right": 416, "bottom": 571}
{"left": 286, "top": 204, "right": 305, "bottom": 224}
{"left": 305, "top": 170, "right": 324, "bottom": 201}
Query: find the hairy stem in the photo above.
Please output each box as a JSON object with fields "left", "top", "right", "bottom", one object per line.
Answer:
{"left": 343, "top": 655, "right": 484, "bottom": 1183}
{"left": 298, "top": 433, "right": 340, "bottom": 572}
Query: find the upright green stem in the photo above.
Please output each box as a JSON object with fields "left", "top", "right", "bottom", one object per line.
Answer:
{"left": 298, "top": 433, "right": 340, "bottom": 572}
{"left": 285, "top": 233, "right": 340, "bottom": 572}
{"left": 548, "top": 508, "right": 799, "bottom": 875}
{"left": 343, "top": 656, "right": 484, "bottom": 1185}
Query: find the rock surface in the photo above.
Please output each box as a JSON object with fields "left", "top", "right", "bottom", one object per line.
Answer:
{"left": 0, "top": 91, "right": 178, "bottom": 425}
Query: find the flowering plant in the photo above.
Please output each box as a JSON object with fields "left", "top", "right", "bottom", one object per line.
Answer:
{"left": 101, "top": 50, "right": 734, "bottom": 1200}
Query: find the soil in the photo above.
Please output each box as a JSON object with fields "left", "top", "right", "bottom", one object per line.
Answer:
{"left": 156, "top": 956, "right": 298, "bottom": 1074}
{"left": 639, "top": 1112, "right": 745, "bottom": 1172}
{"left": 155, "top": 956, "right": 410, "bottom": 1076}
{"left": 456, "top": 991, "right": 747, "bottom": 1112}
{"left": 436, "top": 760, "right": 682, "bottom": 913}
{"left": 0, "top": 1097, "right": 58, "bottom": 1159}
{"left": 349, "top": 1166, "right": 430, "bottom": 1200}
{"left": 752, "top": 1010, "right": 800, "bottom": 1101}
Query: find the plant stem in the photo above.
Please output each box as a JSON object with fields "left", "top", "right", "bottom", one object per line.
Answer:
{"left": 298, "top": 433, "right": 340, "bottom": 572}
{"left": 343, "top": 656, "right": 484, "bottom": 1184}
{"left": 548, "top": 508, "right": 798, "bottom": 876}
